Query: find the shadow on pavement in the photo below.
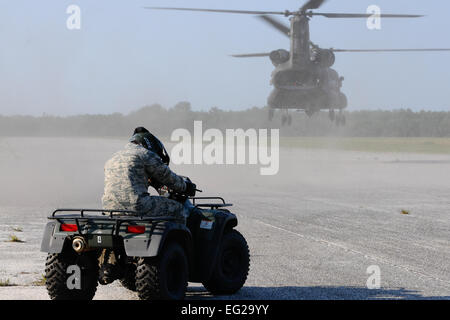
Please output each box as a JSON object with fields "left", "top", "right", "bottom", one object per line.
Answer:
{"left": 186, "top": 286, "right": 450, "bottom": 300}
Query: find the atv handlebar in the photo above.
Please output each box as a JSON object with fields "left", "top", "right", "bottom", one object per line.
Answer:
{"left": 153, "top": 176, "right": 203, "bottom": 202}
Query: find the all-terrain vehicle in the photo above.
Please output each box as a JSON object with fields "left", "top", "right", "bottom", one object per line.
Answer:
{"left": 40, "top": 183, "right": 250, "bottom": 300}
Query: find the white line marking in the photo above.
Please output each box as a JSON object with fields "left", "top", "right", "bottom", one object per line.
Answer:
{"left": 254, "top": 219, "right": 450, "bottom": 288}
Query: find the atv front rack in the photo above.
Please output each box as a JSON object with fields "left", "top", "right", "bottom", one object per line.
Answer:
{"left": 190, "top": 197, "right": 232, "bottom": 210}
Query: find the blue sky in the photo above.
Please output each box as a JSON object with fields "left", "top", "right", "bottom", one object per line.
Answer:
{"left": 1, "top": 0, "right": 450, "bottom": 115}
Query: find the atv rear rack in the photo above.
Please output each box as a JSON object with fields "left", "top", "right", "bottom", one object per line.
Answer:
{"left": 49, "top": 209, "right": 179, "bottom": 236}
{"left": 50, "top": 208, "right": 175, "bottom": 219}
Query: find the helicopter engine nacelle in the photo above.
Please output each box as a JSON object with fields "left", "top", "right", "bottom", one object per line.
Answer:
{"left": 313, "top": 49, "right": 335, "bottom": 68}
{"left": 270, "top": 49, "right": 290, "bottom": 66}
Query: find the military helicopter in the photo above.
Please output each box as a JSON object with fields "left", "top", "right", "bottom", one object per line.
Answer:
{"left": 146, "top": 0, "right": 450, "bottom": 126}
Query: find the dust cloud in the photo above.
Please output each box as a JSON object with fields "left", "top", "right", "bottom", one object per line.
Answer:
{"left": 1, "top": 136, "right": 450, "bottom": 294}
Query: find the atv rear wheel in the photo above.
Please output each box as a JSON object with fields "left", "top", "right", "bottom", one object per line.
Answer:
{"left": 135, "top": 242, "right": 188, "bottom": 300}
{"left": 203, "top": 229, "right": 250, "bottom": 295}
{"left": 120, "top": 262, "right": 137, "bottom": 292}
{"left": 45, "top": 251, "right": 98, "bottom": 300}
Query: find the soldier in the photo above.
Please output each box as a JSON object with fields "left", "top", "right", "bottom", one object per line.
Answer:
{"left": 102, "top": 127, "right": 197, "bottom": 223}
{"left": 99, "top": 127, "right": 196, "bottom": 283}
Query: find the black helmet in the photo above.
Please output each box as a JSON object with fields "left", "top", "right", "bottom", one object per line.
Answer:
{"left": 130, "top": 127, "right": 170, "bottom": 165}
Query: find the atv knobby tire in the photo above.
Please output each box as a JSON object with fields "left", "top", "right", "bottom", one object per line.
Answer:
{"left": 136, "top": 242, "right": 188, "bottom": 300}
{"left": 120, "top": 262, "right": 137, "bottom": 292}
{"left": 45, "top": 251, "right": 98, "bottom": 300}
{"left": 203, "top": 229, "right": 250, "bottom": 295}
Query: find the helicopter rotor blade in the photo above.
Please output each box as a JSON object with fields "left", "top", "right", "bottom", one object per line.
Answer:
{"left": 332, "top": 48, "right": 450, "bottom": 52}
{"left": 258, "top": 15, "right": 290, "bottom": 37}
{"left": 230, "top": 53, "right": 271, "bottom": 58}
{"left": 144, "top": 7, "right": 424, "bottom": 19}
{"left": 301, "top": 0, "right": 328, "bottom": 12}
{"left": 312, "top": 12, "right": 424, "bottom": 18}
{"left": 143, "top": 7, "right": 288, "bottom": 16}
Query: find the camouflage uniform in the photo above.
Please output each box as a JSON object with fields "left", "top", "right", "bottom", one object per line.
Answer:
{"left": 102, "top": 142, "right": 186, "bottom": 222}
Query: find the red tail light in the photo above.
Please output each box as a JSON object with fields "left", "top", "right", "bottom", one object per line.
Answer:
{"left": 60, "top": 223, "right": 78, "bottom": 232}
{"left": 127, "top": 225, "right": 145, "bottom": 234}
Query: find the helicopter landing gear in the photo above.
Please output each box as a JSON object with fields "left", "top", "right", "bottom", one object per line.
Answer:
{"left": 268, "top": 108, "right": 274, "bottom": 121}
{"left": 281, "top": 112, "right": 292, "bottom": 126}
{"left": 329, "top": 109, "right": 335, "bottom": 122}
{"left": 335, "top": 109, "right": 346, "bottom": 126}
{"left": 305, "top": 108, "right": 314, "bottom": 118}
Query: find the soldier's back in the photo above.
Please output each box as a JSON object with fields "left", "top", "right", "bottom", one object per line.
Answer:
{"left": 102, "top": 143, "right": 148, "bottom": 210}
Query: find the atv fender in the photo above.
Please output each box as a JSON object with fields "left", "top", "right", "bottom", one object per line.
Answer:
{"left": 191, "top": 210, "right": 238, "bottom": 282}
{"left": 123, "top": 222, "right": 193, "bottom": 260}
{"left": 40, "top": 221, "right": 68, "bottom": 253}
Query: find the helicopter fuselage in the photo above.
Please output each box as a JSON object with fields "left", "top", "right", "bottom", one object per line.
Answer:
{"left": 268, "top": 15, "right": 347, "bottom": 114}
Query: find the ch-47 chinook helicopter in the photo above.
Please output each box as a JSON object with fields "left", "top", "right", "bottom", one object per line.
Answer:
{"left": 146, "top": 0, "right": 450, "bottom": 126}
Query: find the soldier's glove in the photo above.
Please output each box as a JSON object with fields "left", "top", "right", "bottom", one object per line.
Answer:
{"left": 185, "top": 181, "right": 197, "bottom": 197}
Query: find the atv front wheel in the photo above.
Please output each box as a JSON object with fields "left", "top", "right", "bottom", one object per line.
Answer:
{"left": 203, "top": 229, "right": 250, "bottom": 295}
{"left": 135, "top": 242, "right": 188, "bottom": 300}
{"left": 45, "top": 251, "right": 98, "bottom": 300}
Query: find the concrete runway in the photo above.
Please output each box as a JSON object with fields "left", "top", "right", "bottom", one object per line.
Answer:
{"left": 0, "top": 137, "right": 449, "bottom": 299}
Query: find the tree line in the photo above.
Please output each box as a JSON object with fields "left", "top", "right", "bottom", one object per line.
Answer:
{"left": 1, "top": 102, "right": 449, "bottom": 137}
